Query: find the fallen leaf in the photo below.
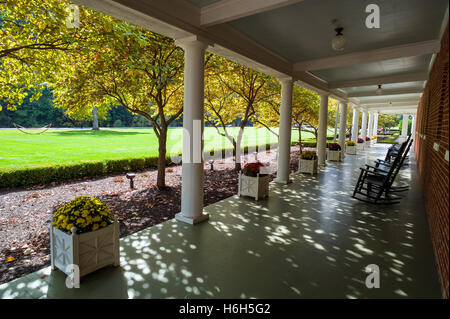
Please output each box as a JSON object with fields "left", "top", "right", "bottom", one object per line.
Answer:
{"left": 6, "top": 256, "right": 16, "bottom": 263}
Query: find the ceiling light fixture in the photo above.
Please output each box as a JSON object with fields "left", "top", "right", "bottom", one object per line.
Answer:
{"left": 376, "top": 84, "right": 383, "bottom": 95}
{"left": 332, "top": 27, "right": 347, "bottom": 51}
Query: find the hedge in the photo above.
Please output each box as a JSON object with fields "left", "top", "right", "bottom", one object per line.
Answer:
{"left": 1, "top": 141, "right": 299, "bottom": 189}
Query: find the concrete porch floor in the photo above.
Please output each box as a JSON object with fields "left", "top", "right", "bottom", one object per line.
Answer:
{"left": 0, "top": 144, "right": 442, "bottom": 299}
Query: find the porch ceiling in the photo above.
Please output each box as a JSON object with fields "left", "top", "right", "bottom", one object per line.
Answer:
{"left": 74, "top": 0, "right": 448, "bottom": 113}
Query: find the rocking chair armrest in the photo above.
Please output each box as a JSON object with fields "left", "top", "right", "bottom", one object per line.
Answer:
{"left": 359, "top": 167, "right": 387, "bottom": 178}
{"left": 375, "top": 159, "right": 392, "bottom": 166}
{"left": 365, "top": 164, "right": 389, "bottom": 173}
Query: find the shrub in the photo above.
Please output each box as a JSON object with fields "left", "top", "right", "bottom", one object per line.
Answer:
{"left": 52, "top": 196, "right": 113, "bottom": 234}
{"left": 242, "top": 161, "right": 266, "bottom": 177}
{"left": 144, "top": 156, "right": 159, "bottom": 168}
{"left": 300, "top": 150, "right": 317, "bottom": 160}
{"left": 129, "top": 158, "right": 146, "bottom": 171}
{"left": 328, "top": 143, "right": 341, "bottom": 151}
{"left": 345, "top": 141, "right": 356, "bottom": 146}
{"left": 357, "top": 138, "right": 364, "bottom": 143}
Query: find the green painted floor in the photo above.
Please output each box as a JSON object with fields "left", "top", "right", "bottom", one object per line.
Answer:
{"left": 0, "top": 144, "right": 442, "bottom": 299}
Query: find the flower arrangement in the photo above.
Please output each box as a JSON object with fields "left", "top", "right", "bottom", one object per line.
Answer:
{"left": 357, "top": 138, "right": 364, "bottom": 143}
{"left": 365, "top": 137, "right": 371, "bottom": 141}
{"left": 345, "top": 140, "right": 356, "bottom": 146}
{"left": 52, "top": 196, "right": 113, "bottom": 234}
{"left": 372, "top": 135, "right": 377, "bottom": 139}
{"left": 242, "top": 161, "right": 266, "bottom": 177}
{"left": 328, "top": 143, "right": 341, "bottom": 151}
{"left": 300, "top": 150, "right": 317, "bottom": 160}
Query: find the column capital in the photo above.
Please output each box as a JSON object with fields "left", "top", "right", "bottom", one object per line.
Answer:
{"left": 277, "top": 76, "right": 293, "bottom": 85}
{"left": 175, "top": 35, "right": 212, "bottom": 50}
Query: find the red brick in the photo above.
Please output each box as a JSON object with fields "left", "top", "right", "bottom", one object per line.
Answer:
{"left": 414, "top": 25, "right": 449, "bottom": 299}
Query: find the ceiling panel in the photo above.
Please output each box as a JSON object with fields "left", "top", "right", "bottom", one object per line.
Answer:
{"left": 344, "top": 81, "right": 425, "bottom": 94}
{"left": 312, "top": 54, "right": 431, "bottom": 82}
{"left": 229, "top": 0, "right": 448, "bottom": 62}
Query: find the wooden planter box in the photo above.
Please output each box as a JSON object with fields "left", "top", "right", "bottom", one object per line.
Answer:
{"left": 298, "top": 158, "right": 318, "bottom": 174}
{"left": 50, "top": 218, "right": 120, "bottom": 281}
{"left": 357, "top": 142, "right": 365, "bottom": 150}
{"left": 327, "top": 150, "right": 342, "bottom": 162}
{"left": 238, "top": 173, "right": 269, "bottom": 200}
{"left": 346, "top": 145, "right": 357, "bottom": 155}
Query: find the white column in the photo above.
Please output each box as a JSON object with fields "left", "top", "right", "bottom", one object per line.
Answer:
{"left": 175, "top": 36, "right": 209, "bottom": 225}
{"left": 338, "top": 102, "right": 348, "bottom": 147}
{"left": 411, "top": 115, "right": 416, "bottom": 137}
{"left": 401, "top": 113, "right": 409, "bottom": 137}
{"left": 351, "top": 106, "right": 359, "bottom": 141}
{"left": 361, "top": 109, "right": 368, "bottom": 140}
{"left": 367, "top": 112, "right": 373, "bottom": 139}
{"left": 372, "top": 112, "right": 379, "bottom": 136}
{"left": 333, "top": 102, "right": 340, "bottom": 142}
{"left": 317, "top": 93, "right": 329, "bottom": 166}
{"left": 275, "top": 77, "right": 293, "bottom": 184}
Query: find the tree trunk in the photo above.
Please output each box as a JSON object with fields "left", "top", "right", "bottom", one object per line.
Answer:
{"left": 235, "top": 128, "right": 244, "bottom": 171}
{"left": 157, "top": 128, "right": 167, "bottom": 189}
{"left": 92, "top": 106, "right": 99, "bottom": 130}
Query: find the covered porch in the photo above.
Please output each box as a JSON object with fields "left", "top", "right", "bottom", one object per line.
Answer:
{"left": 0, "top": 144, "right": 441, "bottom": 299}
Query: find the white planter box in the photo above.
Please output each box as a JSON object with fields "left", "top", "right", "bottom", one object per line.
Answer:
{"left": 327, "top": 150, "right": 342, "bottom": 162}
{"left": 50, "top": 218, "right": 120, "bottom": 280}
{"left": 346, "top": 145, "right": 357, "bottom": 155}
{"left": 357, "top": 142, "right": 365, "bottom": 150}
{"left": 298, "top": 158, "right": 318, "bottom": 174}
{"left": 365, "top": 141, "right": 371, "bottom": 147}
{"left": 238, "top": 173, "right": 269, "bottom": 200}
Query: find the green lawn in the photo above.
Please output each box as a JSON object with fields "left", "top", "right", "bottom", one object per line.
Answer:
{"left": 0, "top": 127, "right": 332, "bottom": 169}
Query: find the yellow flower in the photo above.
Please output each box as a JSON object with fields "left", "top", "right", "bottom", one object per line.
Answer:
{"left": 101, "top": 221, "right": 107, "bottom": 227}
{"left": 92, "top": 224, "right": 99, "bottom": 231}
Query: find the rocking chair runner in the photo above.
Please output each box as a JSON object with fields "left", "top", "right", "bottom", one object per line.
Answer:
{"left": 352, "top": 139, "right": 409, "bottom": 204}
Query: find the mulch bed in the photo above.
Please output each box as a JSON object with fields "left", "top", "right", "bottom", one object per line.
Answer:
{"left": 0, "top": 146, "right": 301, "bottom": 285}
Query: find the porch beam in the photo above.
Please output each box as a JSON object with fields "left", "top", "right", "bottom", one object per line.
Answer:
{"left": 200, "top": 0, "right": 304, "bottom": 26}
{"left": 360, "top": 96, "right": 420, "bottom": 104}
{"left": 275, "top": 77, "right": 294, "bottom": 184}
{"left": 329, "top": 72, "right": 429, "bottom": 89}
{"left": 294, "top": 40, "right": 440, "bottom": 72}
{"left": 348, "top": 87, "right": 423, "bottom": 98}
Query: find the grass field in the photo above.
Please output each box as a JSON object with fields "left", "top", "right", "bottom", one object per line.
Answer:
{"left": 0, "top": 127, "right": 332, "bottom": 169}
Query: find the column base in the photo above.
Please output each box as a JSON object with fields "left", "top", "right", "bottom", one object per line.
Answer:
{"left": 273, "top": 178, "right": 292, "bottom": 184}
{"left": 175, "top": 212, "right": 209, "bottom": 225}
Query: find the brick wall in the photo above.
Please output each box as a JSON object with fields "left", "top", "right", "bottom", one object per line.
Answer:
{"left": 414, "top": 25, "right": 449, "bottom": 299}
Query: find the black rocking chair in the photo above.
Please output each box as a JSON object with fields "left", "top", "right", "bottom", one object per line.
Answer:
{"left": 352, "top": 139, "right": 409, "bottom": 204}
{"left": 381, "top": 134, "right": 411, "bottom": 164}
